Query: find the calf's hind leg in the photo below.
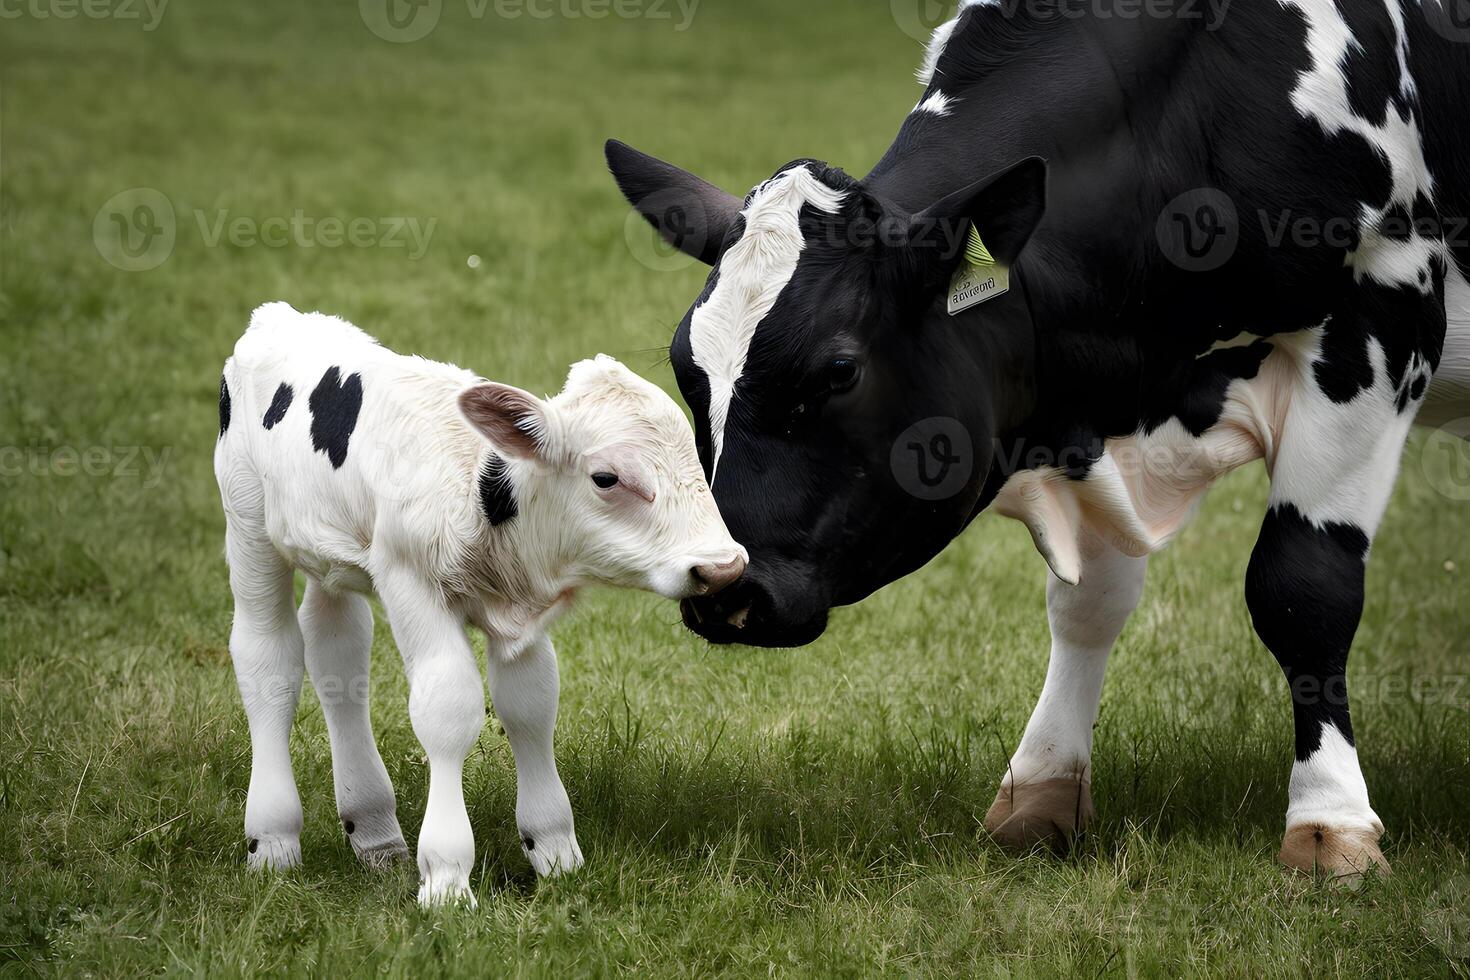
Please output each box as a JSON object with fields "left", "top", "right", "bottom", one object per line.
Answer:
{"left": 986, "top": 541, "right": 1148, "bottom": 851}
{"left": 300, "top": 580, "right": 408, "bottom": 867}
{"left": 224, "top": 520, "right": 306, "bottom": 870}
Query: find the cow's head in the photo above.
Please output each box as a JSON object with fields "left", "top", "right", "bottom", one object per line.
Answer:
{"left": 607, "top": 140, "right": 1047, "bottom": 646}
{"left": 459, "top": 355, "right": 746, "bottom": 600}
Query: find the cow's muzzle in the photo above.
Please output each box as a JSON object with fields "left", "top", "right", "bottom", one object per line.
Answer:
{"left": 679, "top": 562, "right": 830, "bottom": 648}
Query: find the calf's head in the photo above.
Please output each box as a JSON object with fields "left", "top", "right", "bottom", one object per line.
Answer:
{"left": 459, "top": 355, "right": 746, "bottom": 600}
{"left": 607, "top": 141, "right": 1047, "bottom": 646}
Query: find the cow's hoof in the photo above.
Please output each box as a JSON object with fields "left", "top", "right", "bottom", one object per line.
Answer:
{"left": 984, "top": 777, "right": 1095, "bottom": 853}
{"left": 344, "top": 815, "right": 410, "bottom": 870}
{"left": 245, "top": 835, "right": 301, "bottom": 871}
{"left": 522, "top": 830, "right": 584, "bottom": 878}
{"left": 1279, "top": 823, "right": 1389, "bottom": 886}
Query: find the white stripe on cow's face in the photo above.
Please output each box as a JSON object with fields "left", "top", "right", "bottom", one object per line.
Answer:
{"left": 913, "top": 90, "right": 958, "bottom": 117}
{"left": 689, "top": 165, "right": 846, "bottom": 479}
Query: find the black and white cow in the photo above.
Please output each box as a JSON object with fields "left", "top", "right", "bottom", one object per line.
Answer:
{"left": 607, "top": 0, "right": 1470, "bottom": 878}
{"left": 216, "top": 303, "right": 744, "bottom": 905}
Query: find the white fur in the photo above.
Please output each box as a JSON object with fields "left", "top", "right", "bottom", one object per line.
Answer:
{"left": 216, "top": 302, "right": 743, "bottom": 905}
{"left": 1287, "top": 723, "right": 1383, "bottom": 835}
{"left": 690, "top": 166, "right": 846, "bottom": 478}
{"left": 913, "top": 90, "right": 958, "bottom": 117}
{"left": 916, "top": 0, "right": 996, "bottom": 86}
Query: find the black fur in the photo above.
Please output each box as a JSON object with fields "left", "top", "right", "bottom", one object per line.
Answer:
{"left": 262, "top": 382, "right": 293, "bottom": 430}
{"left": 1245, "top": 503, "right": 1369, "bottom": 760}
{"left": 477, "top": 453, "right": 518, "bottom": 526}
{"left": 308, "top": 367, "right": 363, "bottom": 470}
{"left": 218, "top": 376, "right": 231, "bottom": 436}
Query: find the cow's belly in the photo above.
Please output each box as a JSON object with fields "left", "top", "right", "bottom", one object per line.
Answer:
{"left": 995, "top": 337, "right": 1301, "bottom": 583}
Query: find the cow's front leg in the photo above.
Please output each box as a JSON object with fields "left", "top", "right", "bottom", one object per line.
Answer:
{"left": 986, "top": 541, "right": 1148, "bottom": 851}
{"left": 377, "top": 573, "right": 485, "bottom": 907}
{"left": 487, "top": 632, "right": 583, "bottom": 877}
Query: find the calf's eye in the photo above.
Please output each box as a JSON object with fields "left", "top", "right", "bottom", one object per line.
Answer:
{"left": 592, "top": 472, "right": 619, "bottom": 489}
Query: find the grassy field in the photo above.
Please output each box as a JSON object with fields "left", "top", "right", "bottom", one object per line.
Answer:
{"left": 1, "top": 1, "right": 1467, "bottom": 975}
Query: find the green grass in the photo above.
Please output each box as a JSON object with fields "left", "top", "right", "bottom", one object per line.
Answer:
{"left": 1, "top": 1, "right": 1467, "bottom": 975}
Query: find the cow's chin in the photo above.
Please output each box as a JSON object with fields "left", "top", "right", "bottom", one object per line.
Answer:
{"left": 678, "top": 563, "right": 831, "bottom": 648}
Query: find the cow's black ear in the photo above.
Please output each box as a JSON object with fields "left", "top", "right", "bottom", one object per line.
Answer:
{"left": 907, "top": 156, "right": 1047, "bottom": 269}
{"left": 606, "top": 139, "right": 744, "bottom": 266}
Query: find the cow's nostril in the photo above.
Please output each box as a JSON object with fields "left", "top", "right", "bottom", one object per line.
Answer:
{"left": 692, "top": 555, "right": 746, "bottom": 595}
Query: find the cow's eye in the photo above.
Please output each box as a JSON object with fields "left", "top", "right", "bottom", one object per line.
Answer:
{"left": 827, "top": 359, "right": 859, "bottom": 391}
{"left": 592, "top": 472, "right": 619, "bottom": 489}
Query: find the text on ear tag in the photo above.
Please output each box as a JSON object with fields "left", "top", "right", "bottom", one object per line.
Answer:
{"left": 947, "top": 226, "right": 1009, "bottom": 315}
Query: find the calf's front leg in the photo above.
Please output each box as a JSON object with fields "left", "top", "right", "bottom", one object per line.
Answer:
{"left": 377, "top": 573, "right": 486, "bottom": 907}
{"left": 986, "top": 541, "right": 1147, "bottom": 851}
{"left": 487, "top": 632, "right": 583, "bottom": 877}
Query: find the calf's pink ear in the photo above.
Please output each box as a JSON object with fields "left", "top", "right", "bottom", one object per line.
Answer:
{"left": 458, "top": 383, "right": 548, "bottom": 460}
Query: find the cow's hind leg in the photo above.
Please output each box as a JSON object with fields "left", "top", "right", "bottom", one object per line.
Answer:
{"left": 224, "top": 518, "right": 306, "bottom": 870}
{"left": 300, "top": 580, "right": 408, "bottom": 867}
{"left": 1246, "top": 273, "right": 1444, "bottom": 882}
{"left": 986, "top": 540, "right": 1147, "bottom": 851}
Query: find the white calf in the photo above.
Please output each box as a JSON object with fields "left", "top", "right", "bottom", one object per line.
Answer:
{"left": 214, "top": 302, "right": 744, "bottom": 906}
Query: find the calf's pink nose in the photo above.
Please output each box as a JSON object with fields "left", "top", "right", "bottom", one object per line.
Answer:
{"left": 692, "top": 555, "right": 746, "bottom": 595}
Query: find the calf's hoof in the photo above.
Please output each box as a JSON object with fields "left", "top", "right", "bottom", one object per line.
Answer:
{"left": 984, "top": 777, "right": 1095, "bottom": 853}
{"left": 417, "top": 872, "right": 476, "bottom": 909}
{"left": 343, "top": 815, "right": 410, "bottom": 870}
{"left": 1279, "top": 823, "right": 1389, "bottom": 886}
{"left": 245, "top": 835, "right": 302, "bottom": 871}
{"left": 522, "top": 830, "right": 584, "bottom": 878}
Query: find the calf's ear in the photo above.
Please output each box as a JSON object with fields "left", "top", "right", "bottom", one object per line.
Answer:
{"left": 906, "top": 156, "right": 1047, "bottom": 271}
{"left": 459, "top": 383, "right": 550, "bottom": 461}
{"left": 606, "top": 139, "right": 744, "bottom": 266}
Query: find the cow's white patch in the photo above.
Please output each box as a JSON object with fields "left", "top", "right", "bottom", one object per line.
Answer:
{"left": 913, "top": 90, "right": 958, "bottom": 117}
{"left": 1278, "top": 0, "right": 1439, "bottom": 289}
{"left": 690, "top": 166, "right": 846, "bottom": 477}
{"left": 916, "top": 0, "right": 996, "bottom": 86}
{"left": 1286, "top": 723, "right": 1382, "bottom": 834}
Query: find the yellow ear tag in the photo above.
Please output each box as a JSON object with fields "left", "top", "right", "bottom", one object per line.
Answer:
{"left": 947, "top": 226, "right": 1009, "bottom": 315}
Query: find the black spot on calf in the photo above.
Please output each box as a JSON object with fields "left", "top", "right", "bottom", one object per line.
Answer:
{"left": 308, "top": 367, "right": 363, "bottom": 469}
{"left": 218, "top": 376, "right": 231, "bottom": 436}
{"left": 263, "top": 382, "right": 294, "bottom": 430}
{"left": 477, "top": 452, "right": 518, "bottom": 526}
